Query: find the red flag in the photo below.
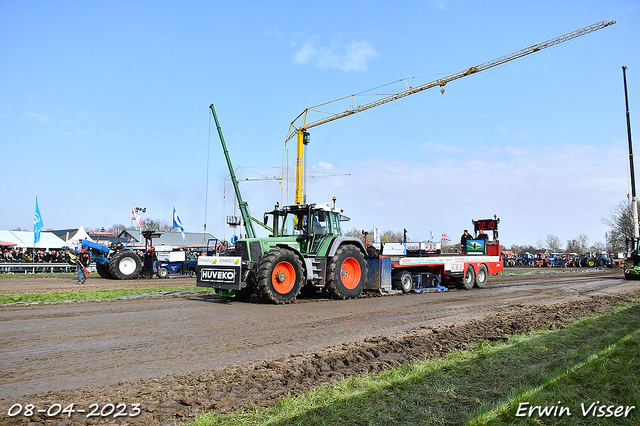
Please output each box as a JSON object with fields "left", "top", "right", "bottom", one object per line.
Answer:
{"left": 132, "top": 205, "right": 143, "bottom": 229}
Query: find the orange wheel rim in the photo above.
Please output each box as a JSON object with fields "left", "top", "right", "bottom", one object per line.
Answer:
{"left": 340, "top": 257, "right": 361, "bottom": 290}
{"left": 272, "top": 261, "right": 296, "bottom": 294}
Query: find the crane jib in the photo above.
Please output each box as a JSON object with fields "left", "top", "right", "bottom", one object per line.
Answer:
{"left": 285, "top": 20, "right": 615, "bottom": 205}
{"left": 286, "top": 20, "right": 616, "bottom": 139}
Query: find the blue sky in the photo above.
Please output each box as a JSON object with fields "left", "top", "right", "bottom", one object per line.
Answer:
{"left": 1, "top": 1, "right": 638, "bottom": 248}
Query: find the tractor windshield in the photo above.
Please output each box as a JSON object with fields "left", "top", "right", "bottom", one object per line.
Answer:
{"left": 280, "top": 212, "right": 308, "bottom": 236}
{"left": 311, "top": 210, "right": 332, "bottom": 235}
{"left": 278, "top": 206, "right": 349, "bottom": 237}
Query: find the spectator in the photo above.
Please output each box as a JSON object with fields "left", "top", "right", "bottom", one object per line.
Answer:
{"left": 76, "top": 245, "right": 91, "bottom": 284}
{"left": 460, "top": 230, "right": 470, "bottom": 254}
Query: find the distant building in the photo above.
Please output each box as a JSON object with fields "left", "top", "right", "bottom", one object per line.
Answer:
{"left": 50, "top": 226, "right": 93, "bottom": 247}
{"left": 118, "top": 229, "right": 220, "bottom": 250}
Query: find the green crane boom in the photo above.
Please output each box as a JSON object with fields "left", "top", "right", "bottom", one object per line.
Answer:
{"left": 210, "top": 104, "right": 257, "bottom": 239}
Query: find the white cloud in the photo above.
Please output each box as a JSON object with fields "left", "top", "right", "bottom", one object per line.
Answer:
{"left": 292, "top": 40, "right": 317, "bottom": 65}
{"left": 317, "top": 161, "right": 335, "bottom": 170}
{"left": 420, "top": 140, "right": 465, "bottom": 154}
{"left": 264, "top": 29, "right": 283, "bottom": 38}
{"left": 293, "top": 36, "right": 380, "bottom": 71}
{"left": 23, "top": 111, "right": 54, "bottom": 122}
{"left": 430, "top": 0, "right": 448, "bottom": 10}
{"left": 301, "top": 142, "right": 627, "bottom": 247}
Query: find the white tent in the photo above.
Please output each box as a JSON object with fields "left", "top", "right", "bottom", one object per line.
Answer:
{"left": 63, "top": 226, "right": 94, "bottom": 248}
{"left": 0, "top": 230, "right": 22, "bottom": 247}
{"left": 0, "top": 230, "right": 67, "bottom": 249}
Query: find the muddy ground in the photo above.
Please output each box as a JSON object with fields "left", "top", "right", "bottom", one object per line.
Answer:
{"left": 0, "top": 269, "right": 638, "bottom": 425}
{"left": 0, "top": 273, "right": 197, "bottom": 295}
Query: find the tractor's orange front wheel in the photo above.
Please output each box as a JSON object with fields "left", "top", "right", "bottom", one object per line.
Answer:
{"left": 272, "top": 261, "right": 296, "bottom": 294}
{"left": 256, "top": 248, "right": 304, "bottom": 304}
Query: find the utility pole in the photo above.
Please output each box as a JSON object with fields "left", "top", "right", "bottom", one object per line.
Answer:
{"left": 623, "top": 66, "right": 638, "bottom": 243}
{"left": 622, "top": 66, "right": 640, "bottom": 280}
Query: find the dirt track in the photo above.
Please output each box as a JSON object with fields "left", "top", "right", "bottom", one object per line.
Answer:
{"left": 0, "top": 269, "right": 638, "bottom": 425}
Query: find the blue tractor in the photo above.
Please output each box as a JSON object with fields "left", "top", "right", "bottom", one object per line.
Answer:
{"left": 68, "top": 239, "right": 143, "bottom": 280}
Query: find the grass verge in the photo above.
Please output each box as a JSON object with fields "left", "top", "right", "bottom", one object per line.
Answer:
{"left": 0, "top": 286, "right": 205, "bottom": 304}
{"left": 0, "top": 272, "right": 77, "bottom": 279}
{"left": 189, "top": 299, "right": 640, "bottom": 426}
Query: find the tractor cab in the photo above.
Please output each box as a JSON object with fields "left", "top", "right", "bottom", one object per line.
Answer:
{"left": 264, "top": 202, "right": 349, "bottom": 256}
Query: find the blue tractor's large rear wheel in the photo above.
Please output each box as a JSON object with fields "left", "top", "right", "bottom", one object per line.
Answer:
{"left": 96, "top": 262, "right": 114, "bottom": 279}
{"left": 108, "top": 251, "right": 142, "bottom": 280}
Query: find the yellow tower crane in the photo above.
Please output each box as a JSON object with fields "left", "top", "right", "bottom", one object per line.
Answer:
{"left": 285, "top": 20, "right": 616, "bottom": 205}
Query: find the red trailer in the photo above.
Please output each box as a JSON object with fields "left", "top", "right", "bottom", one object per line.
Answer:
{"left": 367, "top": 218, "right": 503, "bottom": 293}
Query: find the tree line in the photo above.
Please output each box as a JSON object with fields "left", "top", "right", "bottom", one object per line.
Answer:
{"left": 344, "top": 198, "right": 639, "bottom": 255}
{"left": 10, "top": 199, "right": 635, "bottom": 254}
{"left": 86, "top": 219, "right": 174, "bottom": 235}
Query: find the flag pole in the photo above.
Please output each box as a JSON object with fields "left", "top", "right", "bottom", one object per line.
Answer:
{"left": 33, "top": 196, "right": 36, "bottom": 254}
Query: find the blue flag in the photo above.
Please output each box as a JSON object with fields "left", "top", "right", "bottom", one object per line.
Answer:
{"left": 173, "top": 207, "right": 186, "bottom": 241}
{"left": 34, "top": 197, "right": 44, "bottom": 244}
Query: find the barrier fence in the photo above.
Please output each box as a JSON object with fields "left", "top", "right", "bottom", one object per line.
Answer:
{"left": 0, "top": 263, "right": 77, "bottom": 274}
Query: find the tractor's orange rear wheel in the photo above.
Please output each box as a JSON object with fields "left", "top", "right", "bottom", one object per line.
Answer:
{"left": 325, "top": 245, "right": 366, "bottom": 300}
{"left": 340, "top": 257, "right": 362, "bottom": 290}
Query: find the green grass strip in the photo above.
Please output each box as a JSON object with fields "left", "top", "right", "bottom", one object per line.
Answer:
{"left": 0, "top": 272, "right": 77, "bottom": 279}
{"left": 0, "top": 286, "right": 206, "bottom": 305}
{"left": 188, "top": 300, "right": 640, "bottom": 426}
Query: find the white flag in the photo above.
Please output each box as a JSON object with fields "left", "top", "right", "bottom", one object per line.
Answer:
{"left": 173, "top": 207, "right": 186, "bottom": 241}
{"left": 131, "top": 205, "right": 143, "bottom": 229}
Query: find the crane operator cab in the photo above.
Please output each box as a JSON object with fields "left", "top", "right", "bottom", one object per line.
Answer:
{"left": 466, "top": 217, "right": 500, "bottom": 256}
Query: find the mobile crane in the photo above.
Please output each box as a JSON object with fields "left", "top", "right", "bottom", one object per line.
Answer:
{"left": 196, "top": 21, "right": 616, "bottom": 303}
{"left": 622, "top": 66, "right": 640, "bottom": 280}
{"left": 286, "top": 20, "right": 616, "bottom": 204}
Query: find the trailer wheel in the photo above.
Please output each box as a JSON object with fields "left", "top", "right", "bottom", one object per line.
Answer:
{"left": 474, "top": 264, "right": 488, "bottom": 288}
{"left": 157, "top": 267, "right": 169, "bottom": 279}
{"left": 257, "top": 248, "right": 304, "bottom": 304}
{"left": 455, "top": 265, "right": 475, "bottom": 290}
{"left": 108, "top": 251, "right": 142, "bottom": 280}
{"left": 394, "top": 270, "right": 413, "bottom": 293}
{"left": 326, "top": 245, "right": 367, "bottom": 300}
{"left": 96, "top": 262, "right": 114, "bottom": 279}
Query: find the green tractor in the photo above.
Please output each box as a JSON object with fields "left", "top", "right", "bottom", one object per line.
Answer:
{"left": 198, "top": 201, "right": 367, "bottom": 303}
{"left": 196, "top": 105, "right": 367, "bottom": 303}
{"left": 624, "top": 237, "right": 640, "bottom": 279}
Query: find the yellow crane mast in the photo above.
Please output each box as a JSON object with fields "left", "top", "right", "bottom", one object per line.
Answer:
{"left": 285, "top": 20, "right": 616, "bottom": 205}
